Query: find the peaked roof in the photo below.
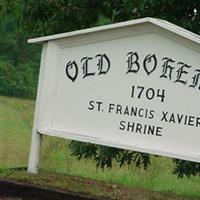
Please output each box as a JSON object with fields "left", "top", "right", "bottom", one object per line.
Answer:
{"left": 28, "top": 17, "right": 200, "bottom": 44}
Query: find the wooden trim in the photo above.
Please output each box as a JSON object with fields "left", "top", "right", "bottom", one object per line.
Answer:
{"left": 28, "top": 17, "right": 200, "bottom": 45}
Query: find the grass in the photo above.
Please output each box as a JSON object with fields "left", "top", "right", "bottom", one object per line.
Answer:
{"left": 0, "top": 96, "right": 34, "bottom": 168}
{"left": 0, "top": 95, "right": 200, "bottom": 199}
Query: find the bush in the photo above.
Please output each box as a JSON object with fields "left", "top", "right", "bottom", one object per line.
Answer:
{"left": 0, "top": 57, "right": 38, "bottom": 98}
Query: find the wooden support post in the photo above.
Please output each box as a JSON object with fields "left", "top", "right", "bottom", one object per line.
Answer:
{"left": 27, "top": 43, "right": 47, "bottom": 174}
{"left": 27, "top": 131, "right": 42, "bottom": 173}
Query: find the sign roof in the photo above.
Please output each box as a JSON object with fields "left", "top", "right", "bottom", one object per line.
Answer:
{"left": 28, "top": 17, "right": 200, "bottom": 45}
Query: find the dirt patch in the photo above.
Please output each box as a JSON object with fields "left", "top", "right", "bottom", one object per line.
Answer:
{"left": 0, "top": 178, "right": 101, "bottom": 200}
{"left": 1, "top": 170, "right": 199, "bottom": 200}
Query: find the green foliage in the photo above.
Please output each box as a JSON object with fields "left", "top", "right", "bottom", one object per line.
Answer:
{"left": 0, "top": 57, "right": 38, "bottom": 98}
{"left": 100, "top": 0, "right": 200, "bottom": 34}
{"left": 0, "top": 58, "right": 15, "bottom": 95}
{"left": 0, "top": 0, "right": 40, "bottom": 98}
{"left": 173, "top": 159, "right": 200, "bottom": 178}
{"left": 23, "top": 0, "right": 200, "bottom": 36}
{"left": 22, "top": 0, "right": 103, "bottom": 36}
{"left": 70, "top": 141, "right": 151, "bottom": 170}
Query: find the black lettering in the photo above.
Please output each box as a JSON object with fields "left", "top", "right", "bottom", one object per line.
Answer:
{"left": 184, "top": 115, "right": 188, "bottom": 125}
{"left": 147, "top": 125, "right": 155, "bottom": 135}
{"left": 127, "top": 121, "right": 135, "bottom": 132}
{"left": 144, "top": 109, "right": 148, "bottom": 118}
{"left": 149, "top": 110, "right": 155, "bottom": 119}
{"left": 124, "top": 106, "right": 130, "bottom": 115}
{"left": 146, "top": 88, "right": 155, "bottom": 100}
{"left": 126, "top": 52, "right": 140, "bottom": 74}
{"left": 160, "top": 57, "right": 175, "bottom": 80}
{"left": 190, "top": 69, "right": 200, "bottom": 89}
{"left": 81, "top": 57, "right": 95, "bottom": 78}
{"left": 175, "top": 62, "right": 191, "bottom": 85}
{"left": 116, "top": 104, "right": 122, "bottom": 114}
{"left": 196, "top": 117, "right": 200, "bottom": 127}
{"left": 96, "top": 101, "right": 103, "bottom": 111}
{"left": 156, "top": 127, "right": 162, "bottom": 136}
{"left": 143, "top": 54, "right": 157, "bottom": 75}
{"left": 188, "top": 116, "right": 195, "bottom": 126}
{"left": 138, "top": 108, "right": 144, "bottom": 117}
{"left": 169, "top": 113, "right": 176, "bottom": 123}
{"left": 108, "top": 103, "right": 115, "bottom": 113}
{"left": 96, "top": 54, "right": 110, "bottom": 75}
{"left": 65, "top": 60, "right": 78, "bottom": 82}
{"left": 177, "top": 114, "right": 184, "bottom": 124}
{"left": 143, "top": 124, "right": 148, "bottom": 134}
{"left": 135, "top": 123, "right": 142, "bottom": 133}
{"left": 88, "top": 101, "right": 95, "bottom": 110}
{"left": 119, "top": 121, "right": 126, "bottom": 130}
{"left": 161, "top": 111, "right": 168, "bottom": 122}
{"left": 130, "top": 107, "right": 138, "bottom": 116}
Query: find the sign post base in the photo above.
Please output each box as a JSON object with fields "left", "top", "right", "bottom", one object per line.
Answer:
{"left": 27, "top": 131, "right": 42, "bottom": 174}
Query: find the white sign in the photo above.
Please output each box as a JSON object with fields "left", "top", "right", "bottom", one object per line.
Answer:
{"left": 28, "top": 18, "right": 200, "bottom": 173}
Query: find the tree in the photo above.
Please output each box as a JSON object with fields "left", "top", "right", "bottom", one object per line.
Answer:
{"left": 22, "top": 0, "right": 200, "bottom": 177}
{"left": 23, "top": 0, "right": 200, "bottom": 36}
{"left": 0, "top": 0, "right": 40, "bottom": 98}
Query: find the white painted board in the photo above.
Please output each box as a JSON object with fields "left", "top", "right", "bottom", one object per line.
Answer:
{"left": 32, "top": 19, "right": 200, "bottom": 162}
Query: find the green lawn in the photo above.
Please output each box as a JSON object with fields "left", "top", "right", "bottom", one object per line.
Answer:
{"left": 0, "top": 96, "right": 200, "bottom": 199}
{"left": 0, "top": 96, "right": 34, "bottom": 167}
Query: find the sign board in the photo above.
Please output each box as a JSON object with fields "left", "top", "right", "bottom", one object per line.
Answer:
{"left": 28, "top": 17, "right": 200, "bottom": 173}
